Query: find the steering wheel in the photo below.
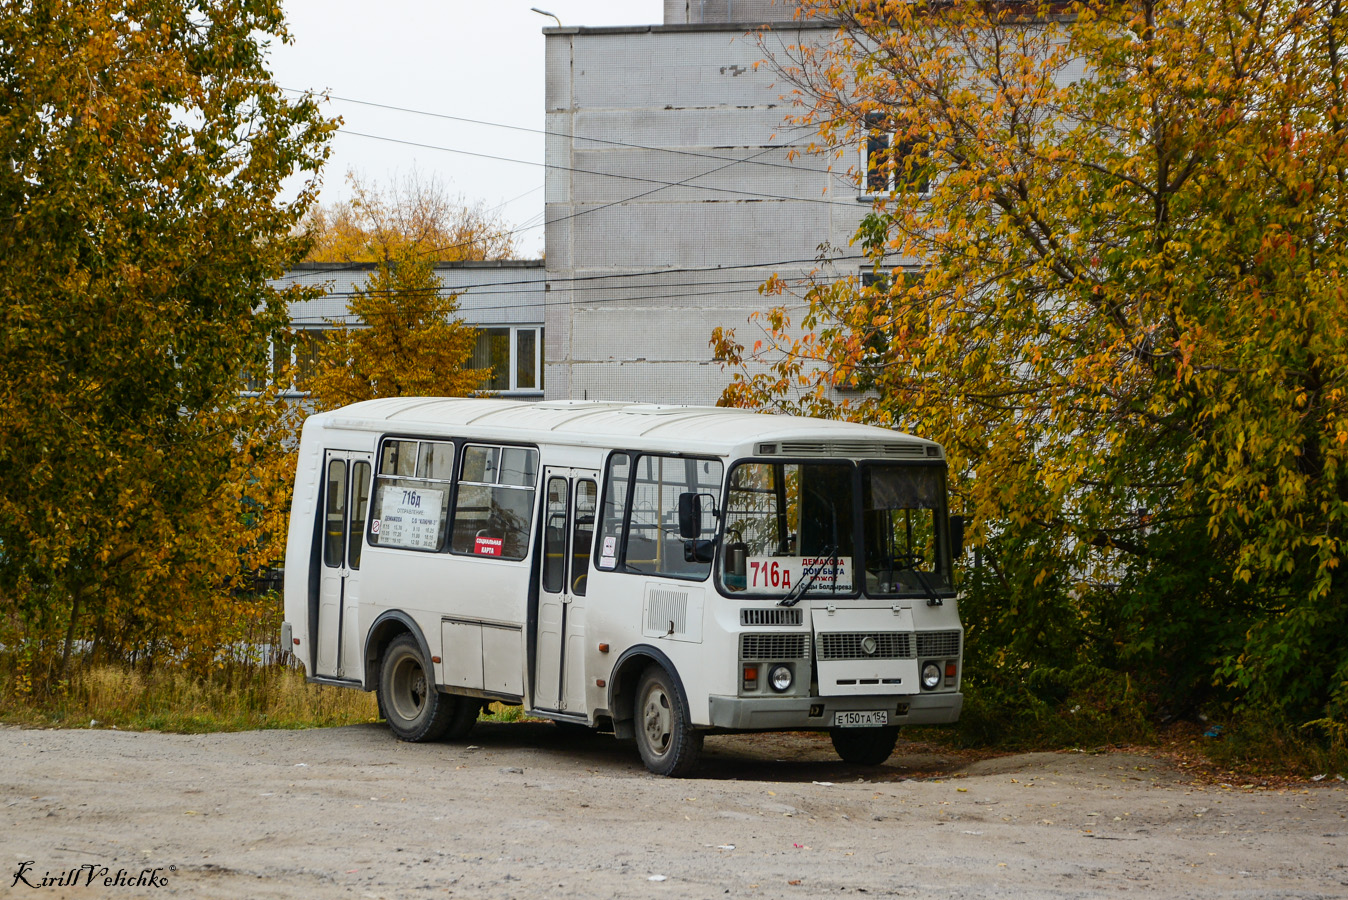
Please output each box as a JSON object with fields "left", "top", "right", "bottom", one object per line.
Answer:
{"left": 885, "top": 553, "right": 925, "bottom": 571}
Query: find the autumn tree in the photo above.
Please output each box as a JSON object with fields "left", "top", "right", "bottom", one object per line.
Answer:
{"left": 301, "top": 169, "right": 518, "bottom": 264}
{"left": 0, "top": 0, "right": 334, "bottom": 688}
{"left": 304, "top": 248, "right": 489, "bottom": 409}
{"left": 716, "top": 0, "right": 1348, "bottom": 743}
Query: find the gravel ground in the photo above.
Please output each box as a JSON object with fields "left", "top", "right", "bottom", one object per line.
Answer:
{"left": 2, "top": 722, "right": 1346, "bottom": 899}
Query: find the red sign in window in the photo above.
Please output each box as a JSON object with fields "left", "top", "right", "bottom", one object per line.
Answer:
{"left": 474, "top": 536, "right": 503, "bottom": 556}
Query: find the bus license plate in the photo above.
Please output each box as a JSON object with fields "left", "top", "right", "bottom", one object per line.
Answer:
{"left": 834, "top": 710, "right": 888, "bottom": 728}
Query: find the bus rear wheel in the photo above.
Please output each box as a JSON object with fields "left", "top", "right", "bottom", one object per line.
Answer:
{"left": 379, "top": 634, "right": 454, "bottom": 742}
{"left": 830, "top": 726, "right": 899, "bottom": 766}
{"left": 634, "top": 665, "right": 703, "bottom": 777}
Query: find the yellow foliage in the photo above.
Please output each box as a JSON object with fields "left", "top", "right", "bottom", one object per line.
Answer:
{"left": 301, "top": 169, "right": 518, "bottom": 264}
{"left": 719, "top": 0, "right": 1348, "bottom": 724}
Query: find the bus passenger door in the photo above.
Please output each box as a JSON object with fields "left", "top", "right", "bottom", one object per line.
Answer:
{"left": 535, "top": 469, "right": 598, "bottom": 713}
{"left": 316, "top": 450, "right": 373, "bottom": 681}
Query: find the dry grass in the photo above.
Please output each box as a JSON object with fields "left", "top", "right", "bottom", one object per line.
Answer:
{"left": 0, "top": 661, "right": 378, "bottom": 733}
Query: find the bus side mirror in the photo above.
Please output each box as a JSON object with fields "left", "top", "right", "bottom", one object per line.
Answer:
{"left": 678, "top": 493, "right": 703, "bottom": 539}
{"left": 683, "top": 539, "right": 715, "bottom": 564}
{"left": 950, "top": 515, "right": 967, "bottom": 559}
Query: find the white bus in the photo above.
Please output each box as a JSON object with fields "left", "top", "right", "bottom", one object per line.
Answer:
{"left": 282, "top": 398, "right": 965, "bottom": 776}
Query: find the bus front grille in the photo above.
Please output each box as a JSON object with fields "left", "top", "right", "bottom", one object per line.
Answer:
{"left": 916, "top": 630, "right": 962, "bottom": 657}
{"left": 817, "top": 632, "right": 913, "bottom": 660}
{"left": 741, "top": 633, "right": 810, "bottom": 661}
{"left": 740, "top": 608, "right": 804, "bottom": 627}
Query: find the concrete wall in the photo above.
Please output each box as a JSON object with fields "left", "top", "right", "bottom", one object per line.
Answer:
{"left": 664, "top": 0, "right": 803, "bottom": 24}
{"left": 543, "top": 23, "right": 869, "bottom": 405}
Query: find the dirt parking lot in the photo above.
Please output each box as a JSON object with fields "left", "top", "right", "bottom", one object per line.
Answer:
{"left": 2, "top": 722, "right": 1345, "bottom": 899}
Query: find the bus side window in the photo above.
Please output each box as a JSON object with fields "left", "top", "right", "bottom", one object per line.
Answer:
{"left": 370, "top": 439, "right": 454, "bottom": 552}
{"left": 324, "top": 459, "right": 347, "bottom": 568}
{"left": 572, "top": 479, "right": 597, "bottom": 595}
{"left": 542, "top": 476, "right": 567, "bottom": 592}
{"left": 596, "top": 453, "right": 630, "bottom": 570}
{"left": 348, "top": 461, "right": 370, "bottom": 570}
{"left": 602, "top": 453, "right": 722, "bottom": 580}
{"left": 450, "top": 444, "right": 539, "bottom": 560}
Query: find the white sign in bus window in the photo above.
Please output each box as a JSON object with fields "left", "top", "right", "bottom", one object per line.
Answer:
{"left": 744, "top": 556, "right": 853, "bottom": 593}
{"left": 375, "top": 485, "right": 447, "bottom": 550}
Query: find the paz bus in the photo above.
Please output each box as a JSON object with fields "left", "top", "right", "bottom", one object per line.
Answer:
{"left": 282, "top": 398, "right": 965, "bottom": 776}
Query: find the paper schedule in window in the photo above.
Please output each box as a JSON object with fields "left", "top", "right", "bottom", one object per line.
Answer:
{"left": 374, "top": 486, "right": 446, "bottom": 550}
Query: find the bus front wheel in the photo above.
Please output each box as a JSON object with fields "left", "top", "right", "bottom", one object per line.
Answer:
{"left": 379, "top": 634, "right": 454, "bottom": 742}
{"left": 634, "top": 665, "right": 703, "bottom": 777}
{"left": 830, "top": 726, "right": 899, "bottom": 766}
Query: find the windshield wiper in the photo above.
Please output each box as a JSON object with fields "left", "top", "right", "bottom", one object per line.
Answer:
{"left": 778, "top": 544, "right": 838, "bottom": 608}
{"left": 887, "top": 555, "right": 943, "bottom": 607}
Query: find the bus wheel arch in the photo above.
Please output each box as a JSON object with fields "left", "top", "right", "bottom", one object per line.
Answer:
{"left": 364, "top": 611, "right": 434, "bottom": 693}
{"left": 608, "top": 647, "right": 703, "bottom": 777}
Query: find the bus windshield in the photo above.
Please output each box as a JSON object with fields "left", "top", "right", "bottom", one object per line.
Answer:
{"left": 861, "top": 464, "right": 950, "bottom": 596}
{"left": 719, "top": 460, "right": 950, "bottom": 598}
{"left": 720, "top": 461, "right": 856, "bottom": 596}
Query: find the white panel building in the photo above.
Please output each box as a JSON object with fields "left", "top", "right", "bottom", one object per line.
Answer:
{"left": 543, "top": 1, "right": 870, "bottom": 404}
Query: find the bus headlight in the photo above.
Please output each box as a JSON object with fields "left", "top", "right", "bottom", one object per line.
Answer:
{"left": 921, "top": 662, "right": 942, "bottom": 690}
{"left": 769, "top": 664, "right": 793, "bottom": 693}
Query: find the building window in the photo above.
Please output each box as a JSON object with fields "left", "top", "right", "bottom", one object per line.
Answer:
{"left": 834, "top": 269, "right": 923, "bottom": 393}
{"left": 472, "top": 326, "right": 543, "bottom": 394}
{"left": 242, "top": 328, "right": 328, "bottom": 394}
{"left": 863, "top": 112, "right": 930, "bottom": 197}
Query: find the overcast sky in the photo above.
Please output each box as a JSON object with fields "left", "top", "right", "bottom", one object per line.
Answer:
{"left": 268, "top": 1, "right": 665, "bottom": 257}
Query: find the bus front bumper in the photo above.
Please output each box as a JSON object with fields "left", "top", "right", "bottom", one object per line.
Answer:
{"left": 707, "top": 691, "right": 963, "bottom": 731}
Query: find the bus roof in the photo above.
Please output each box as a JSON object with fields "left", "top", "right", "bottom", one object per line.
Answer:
{"left": 313, "top": 397, "right": 942, "bottom": 459}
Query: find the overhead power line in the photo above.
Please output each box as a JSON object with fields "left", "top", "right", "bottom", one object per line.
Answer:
{"left": 287, "top": 276, "right": 852, "bottom": 322}
{"left": 280, "top": 136, "right": 853, "bottom": 284}
{"left": 337, "top": 129, "right": 858, "bottom": 208}
{"left": 282, "top": 254, "right": 872, "bottom": 293}
{"left": 283, "top": 88, "right": 842, "bottom": 177}
{"left": 280, "top": 89, "right": 867, "bottom": 283}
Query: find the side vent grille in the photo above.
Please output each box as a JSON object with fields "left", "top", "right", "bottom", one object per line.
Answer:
{"left": 916, "top": 630, "right": 962, "bottom": 657}
{"left": 646, "top": 589, "right": 689, "bottom": 635}
{"left": 817, "top": 632, "right": 914, "bottom": 660}
{"left": 741, "top": 633, "right": 810, "bottom": 661}
{"left": 740, "top": 608, "right": 803, "bottom": 627}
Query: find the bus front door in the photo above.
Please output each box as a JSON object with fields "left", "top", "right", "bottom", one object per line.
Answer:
{"left": 535, "top": 469, "right": 598, "bottom": 713}
{"left": 315, "top": 450, "right": 372, "bottom": 681}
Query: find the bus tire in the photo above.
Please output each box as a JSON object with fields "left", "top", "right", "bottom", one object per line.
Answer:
{"left": 830, "top": 726, "right": 899, "bottom": 766}
{"left": 634, "top": 665, "right": 703, "bottom": 777}
{"left": 378, "top": 634, "right": 454, "bottom": 742}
